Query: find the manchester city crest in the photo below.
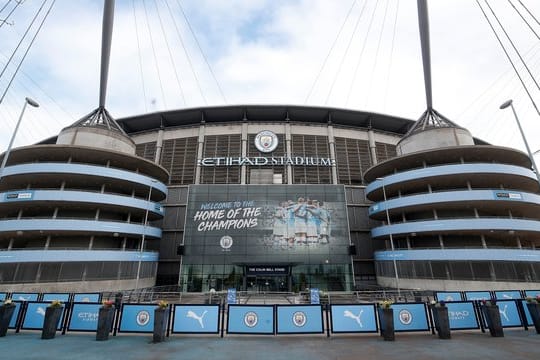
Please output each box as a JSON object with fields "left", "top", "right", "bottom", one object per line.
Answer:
{"left": 244, "top": 311, "right": 258, "bottom": 327}
{"left": 292, "top": 311, "right": 307, "bottom": 327}
{"left": 254, "top": 130, "right": 278, "bottom": 153}
{"left": 136, "top": 310, "right": 151, "bottom": 326}
{"left": 398, "top": 309, "right": 413, "bottom": 325}
{"left": 220, "top": 235, "right": 233, "bottom": 250}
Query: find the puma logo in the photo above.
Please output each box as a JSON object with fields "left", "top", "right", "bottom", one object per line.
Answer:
{"left": 186, "top": 310, "right": 208, "bottom": 328}
{"left": 343, "top": 309, "right": 363, "bottom": 327}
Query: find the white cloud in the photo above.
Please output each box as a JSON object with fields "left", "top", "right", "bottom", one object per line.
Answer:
{"left": 0, "top": 0, "right": 540, "bottom": 154}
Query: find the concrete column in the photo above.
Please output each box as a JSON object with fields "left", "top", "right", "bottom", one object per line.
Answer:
{"left": 195, "top": 122, "right": 206, "bottom": 184}
{"left": 327, "top": 123, "right": 338, "bottom": 184}
{"left": 285, "top": 122, "right": 292, "bottom": 184}
{"left": 241, "top": 121, "right": 248, "bottom": 184}
{"left": 481, "top": 234, "right": 487, "bottom": 248}
{"left": 155, "top": 128, "right": 164, "bottom": 164}
{"left": 44, "top": 235, "right": 51, "bottom": 250}
{"left": 367, "top": 128, "right": 378, "bottom": 165}
{"left": 438, "top": 235, "right": 444, "bottom": 249}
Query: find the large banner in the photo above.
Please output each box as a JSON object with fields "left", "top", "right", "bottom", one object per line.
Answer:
{"left": 276, "top": 305, "right": 324, "bottom": 334}
{"left": 172, "top": 305, "right": 220, "bottom": 334}
{"left": 227, "top": 305, "right": 274, "bottom": 334}
{"left": 21, "top": 302, "right": 66, "bottom": 330}
{"left": 391, "top": 303, "right": 429, "bottom": 332}
{"left": 118, "top": 304, "right": 158, "bottom": 333}
{"left": 446, "top": 301, "right": 479, "bottom": 330}
{"left": 494, "top": 300, "right": 522, "bottom": 328}
{"left": 68, "top": 303, "right": 102, "bottom": 331}
{"left": 330, "top": 304, "right": 377, "bottom": 333}
{"left": 184, "top": 185, "right": 350, "bottom": 264}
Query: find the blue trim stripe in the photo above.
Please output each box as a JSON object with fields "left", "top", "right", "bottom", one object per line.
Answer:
{"left": 374, "top": 249, "right": 540, "bottom": 262}
{"left": 1, "top": 190, "right": 164, "bottom": 216}
{"left": 366, "top": 163, "right": 535, "bottom": 196}
{"left": 371, "top": 218, "right": 540, "bottom": 238}
{"left": 0, "top": 219, "right": 161, "bottom": 238}
{"left": 3, "top": 163, "right": 168, "bottom": 196}
{"left": 0, "top": 250, "right": 158, "bottom": 263}
{"left": 369, "top": 189, "right": 538, "bottom": 216}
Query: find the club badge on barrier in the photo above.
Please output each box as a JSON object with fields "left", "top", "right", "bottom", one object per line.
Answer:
{"left": 293, "top": 311, "right": 307, "bottom": 327}
{"left": 136, "top": 310, "right": 150, "bottom": 326}
{"left": 399, "top": 309, "right": 413, "bottom": 325}
{"left": 244, "top": 311, "right": 258, "bottom": 328}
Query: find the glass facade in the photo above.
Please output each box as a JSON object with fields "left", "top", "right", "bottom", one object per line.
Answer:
{"left": 180, "top": 184, "right": 353, "bottom": 292}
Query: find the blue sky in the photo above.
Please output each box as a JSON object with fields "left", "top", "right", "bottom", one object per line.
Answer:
{"left": 1, "top": 0, "right": 540, "bottom": 161}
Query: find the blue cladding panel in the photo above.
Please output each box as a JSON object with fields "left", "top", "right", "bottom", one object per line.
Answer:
{"left": 0, "top": 250, "right": 158, "bottom": 263}
{"left": 494, "top": 291, "right": 522, "bottom": 300}
{"left": 11, "top": 293, "right": 39, "bottom": 301}
{"left": 366, "top": 164, "right": 535, "bottom": 195}
{"left": 464, "top": 291, "right": 492, "bottom": 301}
{"left": 375, "top": 249, "right": 540, "bottom": 262}
{"left": 525, "top": 290, "right": 540, "bottom": 297}
{"left": 435, "top": 292, "right": 462, "bottom": 302}
{"left": 42, "top": 293, "right": 70, "bottom": 302}
{"left": 0, "top": 190, "right": 164, "bottom": 216}
{"left": 372, "top": 218, "right": 540, "bottom": 239}
{"left": 330, "top": 304, "right": 377, "bottom": 333}
{"left": 4, "top": 163, "right": 167, "bottom": 195}
{"left": 73, "top": 293, "right": 101, "bottom": 302}
{"left": 0, "top": 219, "right": 161, "bottom": 239}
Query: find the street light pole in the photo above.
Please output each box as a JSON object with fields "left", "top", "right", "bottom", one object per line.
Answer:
{"left": 377, "top": 177, "right": 401, "bottom": 297}
{"left": 0, "top": 97, "right": 39, "bottom": 181}
{"left": 500, "top": 99, "right": 540, "bottom": 187}
{"left": 134, "top": 180, "right": 156, "bottom": 291}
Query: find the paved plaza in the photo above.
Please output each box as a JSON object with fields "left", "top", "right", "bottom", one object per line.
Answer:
{"left": 1, "top": 328, "right": 539, "bottom": 360}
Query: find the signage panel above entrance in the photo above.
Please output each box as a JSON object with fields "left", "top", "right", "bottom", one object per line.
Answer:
{"left": 246, "top": 266, "right": 290, "bottom": 276}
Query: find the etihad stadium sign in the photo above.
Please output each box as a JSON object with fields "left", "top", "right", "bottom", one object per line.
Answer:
{"left": 199, "top": 156, "right": 335, "bottom": 167}
{"left": 199, "top": 130, "right": 335, "bottom": 167}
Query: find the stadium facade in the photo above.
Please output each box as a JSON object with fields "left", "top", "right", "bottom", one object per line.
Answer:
{"left": 0, "top": 104, "right": 539, "bottom": 292}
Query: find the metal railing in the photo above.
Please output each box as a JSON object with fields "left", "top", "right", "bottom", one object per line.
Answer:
{"left": 101, "top": 287, "right": 435, "bottom": 305}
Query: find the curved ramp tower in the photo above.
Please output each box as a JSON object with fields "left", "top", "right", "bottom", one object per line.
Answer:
{"left": 0, "top": 0, "right": 168, "bottom": 292}
{"left": 364, "top": 0, "right": 540, "bottom": 291}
